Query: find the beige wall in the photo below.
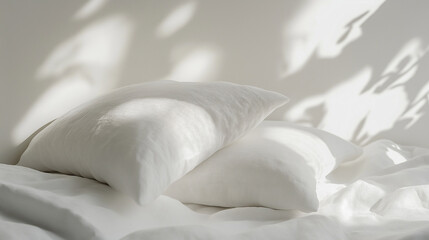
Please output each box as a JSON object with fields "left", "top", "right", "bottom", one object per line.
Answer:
{"left": 1, "top": 0, "right": 429, "bottom": 164}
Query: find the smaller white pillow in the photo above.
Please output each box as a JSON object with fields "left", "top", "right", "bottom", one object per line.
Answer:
{"left": 165, "top": 121, "right": 362, "bottom": 212}
{"left": 19, "top": 81, "right": 288, "bottom": 205}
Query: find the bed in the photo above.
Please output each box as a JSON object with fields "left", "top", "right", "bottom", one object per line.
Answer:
{"left": 1, "top": 81, "right": 428, "bottom": 240}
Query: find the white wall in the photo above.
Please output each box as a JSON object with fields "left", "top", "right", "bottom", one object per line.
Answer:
{"left": 1, "top": 0, "right": 429, "bottom": 164}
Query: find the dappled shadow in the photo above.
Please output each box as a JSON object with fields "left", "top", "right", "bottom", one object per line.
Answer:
{"left": 1, "top": 0, "right": 429, "bottom": 164}
{"left": 278, "top": 0, "right": 429, "bottom": 147}
{"left": 337, "top": 11, "right": 370, "bottom": 45}
{"left": 1, "top": 0, "right": 300, "bottom": 163}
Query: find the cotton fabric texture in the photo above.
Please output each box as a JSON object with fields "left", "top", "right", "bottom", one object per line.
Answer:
{"left": 166, "top": 121, "right": 362, "bottom": 212}
{"left": 19, "top": 80, "right": 288, "bottom": 204}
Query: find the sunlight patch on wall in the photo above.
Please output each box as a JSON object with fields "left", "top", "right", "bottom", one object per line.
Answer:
{"left": 165, "top": 45, "right": 221, "bottom": 82}
{"left": 285, "top": 67, "right": 373, "bottom": 141}
{"left": 73, "top": 0, "right": 108, "bottom": 21}
{"left": 354, "top": 87, "right": 408, "bottom": 144}
{"left": 73, "top": 0, "right": 108, "bottom": 20}
{"left": 37, "top": 14, "right": 134, "bottom": 90}
{"left": 401, "top": 73, "right": 429, "bottom": 129}
{"left": 413, "top": 77, "right": 429, "bottom": 106}
{"left": 284, "top": 66, "right": 412, "bottom": 144}
{"left": 374, "top": 38, "right": 427, "bottom": 92}
{"left": 390, "top": 39, "right": 429, "bottom": 130}
{"left": 12, "top": 15, "right": 135, "bottom": 144}
{"left": 156, "top": 1, "right": 197, "bottom": 38}
{"left": 284, "top": 36, "right": 428, "bottom": 145}
{"left": 12, "top": 76, "right": 92, "bottom": 144}
{"left": 400, "top": 98, "right": 427, "bottom": 130}
{"left": 280, "top": 0, "right": 384, "bottom": 77}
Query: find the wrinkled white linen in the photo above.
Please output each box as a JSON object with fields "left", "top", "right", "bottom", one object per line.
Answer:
{"left": 19, "top": 80, "right": 287, "bottom": 205}
{"left": 166, "top": 121, "right": 362, "bottom": 212}
{"left": 1, "top": 139, "right": 429, "bottom": 240}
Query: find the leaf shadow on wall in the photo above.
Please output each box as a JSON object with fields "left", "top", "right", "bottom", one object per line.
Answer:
{"left": 277, "top": 0, "right": 429, "bottom": 148}
{"left": 3, "top": 0, "right": 429, "bottom": 165}
{"left": 1, "top": 0, "right": 300, "bottom": 164}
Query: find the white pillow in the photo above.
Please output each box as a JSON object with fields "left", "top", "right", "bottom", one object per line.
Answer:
{"left": 165, "top": 121, "right": 362, "bottom": 212}
{"left": 18, "top": 80, "right": 288, "bottom": 204}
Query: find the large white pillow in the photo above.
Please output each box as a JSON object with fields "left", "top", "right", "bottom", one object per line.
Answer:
{"left": 18, "top": 80, "right": 287, "bottom": 204}
{"left": 165, "top": 121, "right": 362, "bottom": 212}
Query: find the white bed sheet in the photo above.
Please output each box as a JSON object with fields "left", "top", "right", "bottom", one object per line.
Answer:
{"left": 1, "top": 140, "right": 429, "bottom": 240}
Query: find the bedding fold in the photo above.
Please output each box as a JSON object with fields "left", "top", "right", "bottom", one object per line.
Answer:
{"left": 1, "top": 139, "right": 429, "bottom": 239}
